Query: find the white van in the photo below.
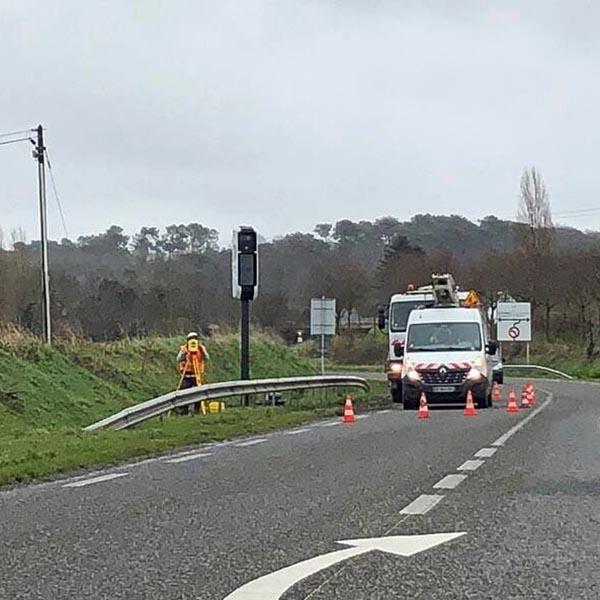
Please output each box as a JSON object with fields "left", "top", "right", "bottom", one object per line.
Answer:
{"left": 400, "top": 306, "right": 497, "bottom": 410}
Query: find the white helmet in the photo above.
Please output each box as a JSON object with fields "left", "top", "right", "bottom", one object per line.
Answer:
{"left": 186, "top": 331, "right": 199, "bottom": 340}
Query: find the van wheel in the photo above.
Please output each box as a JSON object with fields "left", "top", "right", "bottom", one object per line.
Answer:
{"left": 403, "top": 396, "right": 418, "bottom": 410}
{"left": 391, "top": 386, "right": 403, "bottom": 403}
{"left": 476, "top": 394, "right": 489, "bottom": 409}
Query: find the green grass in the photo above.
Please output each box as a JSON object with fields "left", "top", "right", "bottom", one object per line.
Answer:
{"left": 0, "top": 332, "right": 384, "bottom": 486}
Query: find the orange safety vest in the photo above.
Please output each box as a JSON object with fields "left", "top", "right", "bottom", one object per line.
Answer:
{"left": 178, "top": 343, "right": 206, "bottom": 375}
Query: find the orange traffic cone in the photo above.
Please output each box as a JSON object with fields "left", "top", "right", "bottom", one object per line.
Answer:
{"left": 521, "top": 384, "right": 531, "bottom": 408}
{"left": 417, "top": 392, "right": 429, "bottom": 419}
{"left": 342, "top": 395, "right": 356, "bottom": 423}
{"left": 463, "top": 390, "right": 478, "bottom": 417}
{"left": 492, "top": 382, "right": 502, "bottom": 402}
{"left": 527, "top": 381, "right": 536, "bottom": 405}
{"left": 506, "top": 389, "right": 520, "bottom": 413}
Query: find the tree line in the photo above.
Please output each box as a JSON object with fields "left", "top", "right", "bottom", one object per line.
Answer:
{"left": 1, "top": 170, "right": 600, "bottom": 350}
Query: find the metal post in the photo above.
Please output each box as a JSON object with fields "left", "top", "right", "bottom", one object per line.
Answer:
{"left": 36, "top": 125, "right": 51, "bottom": 345}
{"left": 526, "top": 342, "right": 530, "bottom": 365}
{"left": 240, "top": 298, "right": 250, "bottom": 405}
{"left": 320, "top": 333, "right": 325, "bottom": 375}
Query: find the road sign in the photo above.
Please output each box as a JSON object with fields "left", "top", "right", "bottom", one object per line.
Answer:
{"left": 310, "top": 298, "right": 336, "bottom": 336}
{"left": 497, "top": 302, "right": 531, "bottom": 342}
{"left": 224, "top": 532, "right": 465, "bottom": 599}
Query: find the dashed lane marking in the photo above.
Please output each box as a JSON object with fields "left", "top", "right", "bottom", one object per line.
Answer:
{"left": 474, "top": 447, "right": 497, "bottom": 458}
{"left": 285, "top": 428, "right": 311, "bottom": 436}
{"left": 457, "top": 459, "right": 484, "bottom": 471}
{"left": 400, "top": 494, "right": 444, "bottom": 515}
{"left": 236, "top": 438, "right": 268, "bottom": 447}
{"left": 165, "top": 452, "right": 212, "bottom": 464}
{"left": 492, "top": 393, "right": 553, "bottom": 447}
{"left": 63, "top": 473, "right": 129, "bottom": 488}
{"left": 433, "top": 474, "right": 468, "bottom": 490}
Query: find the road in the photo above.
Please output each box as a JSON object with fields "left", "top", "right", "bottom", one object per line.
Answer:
{"left": 1, "top": 379, "right": 599, "bottom": 599}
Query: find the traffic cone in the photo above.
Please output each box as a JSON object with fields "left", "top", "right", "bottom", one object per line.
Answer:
{"left": 506, "top": 389, "right": 520, "bottom": 413}
{"left": 342, "top": 395, "right": 356, "bottom": 423}
{"left": 527, "top": 381, "right": 536, "bottom": 405}
{"left": 463, "top": 390, "right": 478, "bottom": 417}
{"left": 417, "top": 392, "right": 429, "bottom": 419}
{"left": 492, "top": 382, "right": 502, "bottom": 402}
{"left": 521, "top": 384, "right": 531, "bottom": 408}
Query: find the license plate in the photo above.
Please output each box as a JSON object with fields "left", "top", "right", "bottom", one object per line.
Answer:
{"left": 432, "top": 386, "right": 456, "bottom": 393}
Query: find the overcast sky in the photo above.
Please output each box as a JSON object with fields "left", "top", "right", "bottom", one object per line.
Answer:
{"left": 1, "top": 0, "right": 599, "bottom": 245}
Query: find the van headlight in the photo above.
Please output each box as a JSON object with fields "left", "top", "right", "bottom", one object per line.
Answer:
{"left": 467, "top": 368, "right": 483, "bottom": 381}
{"left": 406, "top": 368, "right": 421, "bottom": 382}
{"left": 389, "top": 362, "right": 402, "bottom": 373}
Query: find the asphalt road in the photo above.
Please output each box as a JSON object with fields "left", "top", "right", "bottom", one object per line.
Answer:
{"left": 1, "top": 378, "right": 599, "bottom": 599}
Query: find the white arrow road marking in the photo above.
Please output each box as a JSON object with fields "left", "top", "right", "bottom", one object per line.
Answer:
{"left": 63, "top": 473, "right": 128, "bottom": 488}
{"left": 223, "top": 532, "right": 465, "bottom": 600}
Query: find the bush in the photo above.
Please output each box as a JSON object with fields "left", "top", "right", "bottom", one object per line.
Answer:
{"left": 329, "top": 334, "right": 387, "bottom": 365}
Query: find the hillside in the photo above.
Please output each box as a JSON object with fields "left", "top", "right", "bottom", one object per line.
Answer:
{"left": 0, "top": 331, "right": 323, "bottom": 484}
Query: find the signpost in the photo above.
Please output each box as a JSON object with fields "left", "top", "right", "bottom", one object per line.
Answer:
{"left": 310, "top": 297, "right": 336, "bottom": 374}
{"left": 497, "top": 302, "right": 532, "bottom": 363}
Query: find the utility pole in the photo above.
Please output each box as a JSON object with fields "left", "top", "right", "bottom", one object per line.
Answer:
{"left": 35, "top": 124, "right": 51, "bottom": 344}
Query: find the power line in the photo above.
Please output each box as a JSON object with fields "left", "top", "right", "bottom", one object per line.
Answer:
{"left": 44, "top": 147, "right": 69, "bottom": 240}
{"left": 0, "top": 136, "right": 32, "bottom": 146}
{"left": 0, "top": 128, "right": 34, "bottom": 139}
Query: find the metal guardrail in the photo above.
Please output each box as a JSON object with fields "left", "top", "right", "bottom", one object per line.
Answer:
{"left": 503, "top": 364, "right": 574, "bottom": 380}
{"left": 84, "top": 375, "right": 370, "bottom": 431}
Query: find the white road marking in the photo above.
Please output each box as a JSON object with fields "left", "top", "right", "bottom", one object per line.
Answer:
{"left": 400, "top": 494, "right": 444, "bottom": 515}
{"left": 356, "top": 415, "right": 369, "bottom": 420}
{"left": 223, "top": 532, "right": 465, "bottom": 599}
{"left": 63, "top": 473, "right": 128, "bottom": 488}
{"left": 165, "top": 452, "right": 211, "bottom": 464}
{"left": 378, "top": 409, "right": 391, "bottom": 414}
{"left": 457, "top": 459, "right": 484, "bottom": 471}
{"left": 318, "top": 421, "right": 340, "bottom": 427}
{"left": 236, "top": 438, "right": 268, "bottom": 447}
{"left": 285, "top": 428, "right": 310, "bottom": 436}
{"left": 433, "top": 474, "right": 467, "bottom": 490}
{"left": 474, "top": 447, "right": 497, "bottom": 458}
{"left": 492, "top": 394, "right": 553, "bottom": 447}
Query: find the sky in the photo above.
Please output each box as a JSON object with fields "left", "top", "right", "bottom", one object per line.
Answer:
{"left": 1, "top": 0, "right": 600, "bottom": 245}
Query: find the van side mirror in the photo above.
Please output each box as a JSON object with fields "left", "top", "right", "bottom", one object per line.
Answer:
{"left": 485, "top": 340, "right": 498, "bottom": 355}
{"left": 377, "top": 304, "right": 387, "bottom": 330}
{"left": 393, "top": 343, "right": 404, "bottom": 358}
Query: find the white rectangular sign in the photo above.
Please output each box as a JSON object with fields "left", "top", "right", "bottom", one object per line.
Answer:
{"left": 497, "top": 302, "right": 531, "bottom": 342}
{"left": 310, "top": 298, "right": 336, "bottom": 336}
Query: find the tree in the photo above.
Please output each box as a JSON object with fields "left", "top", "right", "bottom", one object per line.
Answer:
{"left": 518, "top": 167, "right": 554, "bottom": 255}
{"left": 314, "top": 223, "right": 332, "bottom": 240}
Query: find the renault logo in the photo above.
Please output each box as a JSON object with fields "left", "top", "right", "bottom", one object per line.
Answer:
{"left": 439, "top": 366, "right": 448, "bottom": 378}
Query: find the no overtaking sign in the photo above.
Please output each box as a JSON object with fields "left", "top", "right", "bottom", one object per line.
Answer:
{"left": 497, "top": 302, "right": 531, "bottom": 342}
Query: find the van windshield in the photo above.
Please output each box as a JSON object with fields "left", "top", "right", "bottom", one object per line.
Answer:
{"left": 389, "top": 300, "right": 434, "bottom": 332}
{"left": 406, "top": 322, "right": 482, "bottom": 352}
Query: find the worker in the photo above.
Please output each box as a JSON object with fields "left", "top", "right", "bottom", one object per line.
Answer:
{"left": 177, "top": 331, "right": 210, "bottom": 389}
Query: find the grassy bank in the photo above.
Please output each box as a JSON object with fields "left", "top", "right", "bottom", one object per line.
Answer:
{"left": 0, "top": 330, "right": 382, "bottom": 486}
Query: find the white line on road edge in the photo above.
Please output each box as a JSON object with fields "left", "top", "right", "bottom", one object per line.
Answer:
{"left": 378, "top": 409, "right": 391, "bottom": 414}
{"left": 400, "top": 494, "right": 444, "bottom": 515}
{"left": 285, "top": 428, "right": 310, "bottom": 436}
{"left": 236, "top": 438, "right": 268, "bottom": 447}
{"left": 317, "top": 421, "right": 340, "bottom": 427}
{"left": 492, "top": 393, "right": 553, "bottom": 447}
{"left": 457, "top": 459, "right": 484, "bottom": 471}
{"left": 63, "top": 473, "right": 128, "bottom": 488}
{"left": 474, "top": 447, "right": 497, "bottom": 458}
{"left": 165, "top": 452, "right": 212, "bottom": 464}
{"left": 433, "top": 474, "right": 468, "bottom": 490}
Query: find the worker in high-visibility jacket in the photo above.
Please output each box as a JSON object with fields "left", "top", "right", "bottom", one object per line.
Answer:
{"left": 177, "top": 331, "right": 210, "bottom": 390}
